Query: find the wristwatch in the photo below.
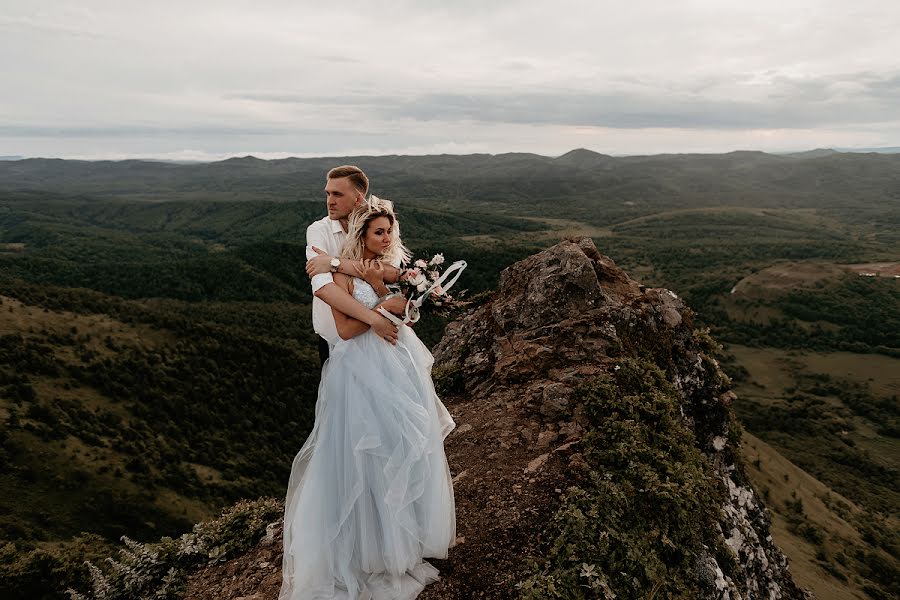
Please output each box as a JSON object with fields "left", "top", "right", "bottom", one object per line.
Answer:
{"left": 329, "top": 257, "right": 341, "bottom": 273}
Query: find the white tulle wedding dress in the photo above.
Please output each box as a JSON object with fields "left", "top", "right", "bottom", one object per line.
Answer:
{"left": 279, "top": 278, "right": 457, "bottom": 600}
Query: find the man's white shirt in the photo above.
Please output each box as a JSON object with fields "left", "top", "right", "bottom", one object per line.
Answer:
{"left": 306, "top": 216, "right": 346, "bottom": 348}
{"left": 306, "top": 215, "right": 401, "bottom": 348}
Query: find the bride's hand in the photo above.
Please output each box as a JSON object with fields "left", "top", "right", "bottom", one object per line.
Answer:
{"left": 377, "top": 295, "right": 407, "bottom": 316}
{"left": 355, "top": 259, "right": 385, "bottom": 287}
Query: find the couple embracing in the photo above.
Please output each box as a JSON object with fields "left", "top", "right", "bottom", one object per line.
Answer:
{"left": 279, "top": 166, "right": 457, "bottom": 600}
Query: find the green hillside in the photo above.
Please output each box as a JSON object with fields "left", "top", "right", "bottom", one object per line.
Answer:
{"left": 0, "top": 150, "right": 897, "bottom": 598}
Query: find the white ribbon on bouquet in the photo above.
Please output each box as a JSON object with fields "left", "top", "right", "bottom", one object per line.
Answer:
{"left": 376, "top": 260, "right": 467, "bottom": 326}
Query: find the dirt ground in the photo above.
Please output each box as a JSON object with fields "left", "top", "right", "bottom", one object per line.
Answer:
{"left": 842, "top": 261, "right": 900, "bottom": 277}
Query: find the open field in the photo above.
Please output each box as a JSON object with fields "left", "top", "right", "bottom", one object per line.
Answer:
{"left": 730, "top": 262, "right": 848, "bottom": 294}
{"left": 460, "top": 216, "right": 612, "bottom": 246}
{"left": 731, "top": 261, "right": 900, "bottom": 296}
{"left": 843, "top": 261, "right": 900, "bottom": 277}
{"left": 729, "top": 344, "right": 900, "bottom": 398}
{"left": 729, "top": 344, "right": 900, "bottom": 441}
{"left": 728, "top": 344, "right": 900, "bottom": 509}
{"left": 732, "top": 345, "right": 900, "bottom": 597}
{"left": 742, "top": 431, "right": 872, "bottom": 600}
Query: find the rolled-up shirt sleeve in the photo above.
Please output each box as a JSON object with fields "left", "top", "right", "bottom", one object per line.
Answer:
{"left": 306, "top": 222, "right": 334, "bottom": 293}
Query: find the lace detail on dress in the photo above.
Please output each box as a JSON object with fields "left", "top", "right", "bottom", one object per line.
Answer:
{"left": 351, "top": 277, "right": 380, "bottom": 309}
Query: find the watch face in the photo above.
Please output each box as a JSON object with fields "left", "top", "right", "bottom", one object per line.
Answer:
{"left": 330, "top": 258, "right": 340, "bottom": 267}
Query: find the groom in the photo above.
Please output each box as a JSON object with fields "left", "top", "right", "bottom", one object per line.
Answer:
{"left": 305, "top": 165, "right": 404, "bottom": 366}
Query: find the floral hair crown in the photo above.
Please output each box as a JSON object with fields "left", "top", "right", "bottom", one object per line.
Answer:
{"left": 364, "top": 194, "right": 394, "bottom": 214}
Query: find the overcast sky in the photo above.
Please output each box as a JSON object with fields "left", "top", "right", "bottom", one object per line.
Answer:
{"left": 2, "top": 0, "right": 899, "bottom": 160}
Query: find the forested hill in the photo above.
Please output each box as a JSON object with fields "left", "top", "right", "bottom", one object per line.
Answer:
{"left": 2, "top": 151, "right": 897, "bottom": 269}
{"left": 2, "top": 151, "right": 899, "bottom": 219}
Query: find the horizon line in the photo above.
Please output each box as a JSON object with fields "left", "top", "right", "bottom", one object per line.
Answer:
{"left": 2, "top": 145, "right": 900, "bottom": 164}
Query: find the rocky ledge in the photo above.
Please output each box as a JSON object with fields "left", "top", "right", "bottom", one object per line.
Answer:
{"left": 431, "top": 237, "right": 813, "bottom": 599}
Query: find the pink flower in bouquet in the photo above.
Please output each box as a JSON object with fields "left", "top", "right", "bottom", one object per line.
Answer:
{"left": 408, "top": 271, "right": 427, "bottom": 286}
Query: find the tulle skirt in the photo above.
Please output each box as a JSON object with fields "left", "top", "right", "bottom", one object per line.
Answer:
{"left": 279, "top": 324, "right": 456, "bottom": 600}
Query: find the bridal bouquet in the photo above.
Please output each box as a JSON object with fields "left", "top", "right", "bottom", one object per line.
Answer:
{"left": 378, "top": 253, "right": 467, "bottom": 324}
{"left": 403, "top": 254, "right": 457, "bottom": 306}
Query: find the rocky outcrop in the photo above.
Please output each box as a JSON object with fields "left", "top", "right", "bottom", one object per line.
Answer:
{"left": 434, "top": 237, "right": 812, "bottom": 599}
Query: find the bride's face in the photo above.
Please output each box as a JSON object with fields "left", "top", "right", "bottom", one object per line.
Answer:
{"left": 363, "top": 216, "right": 393, "bottom": 258}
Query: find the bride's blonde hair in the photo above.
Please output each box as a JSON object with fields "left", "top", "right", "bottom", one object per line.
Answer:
{"left": 340, "top": 195, "right": 412, "bottom": 266}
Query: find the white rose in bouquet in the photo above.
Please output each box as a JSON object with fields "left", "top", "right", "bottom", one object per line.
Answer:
{"left": 429, "top": 253, "right": 445, "bottom": 266}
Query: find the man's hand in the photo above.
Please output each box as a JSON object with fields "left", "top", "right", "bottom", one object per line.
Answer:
{"left": 368, "top": 310, "right": 399, "bottom": 344}
{"left": 306, "top": 246, "right": 333, "bottom": 277}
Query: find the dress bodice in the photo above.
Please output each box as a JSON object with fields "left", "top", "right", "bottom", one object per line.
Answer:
{"left": 351, "top": 277, "right": 380, "bottom": 309}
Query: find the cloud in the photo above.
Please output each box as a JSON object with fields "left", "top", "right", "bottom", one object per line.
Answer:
{"left": 412, "top": 75, "right": 899, "bottom": 129}
{"left": 0, "top": 13, "right": 109, "bottom": 39}
{"left": 0, "top": 125, "right": 289, "bottom": 138}
{"left": 217, "top": 69, "right": 900, "bottom": 130}
{"left": 1, "top": 0, "right": 899, "bottom": 157}
{"left": 221, "top": 92, "right": 393, "bottom": 107}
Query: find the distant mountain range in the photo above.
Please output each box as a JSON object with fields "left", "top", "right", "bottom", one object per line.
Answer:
{"left": 836, "top": 146, "right": 900, "bottom": 153}
{"left": 2, "top": 148, "right": 899, "bottom": 204}
{"left": 2, "top": 146, "right": 899, "bottom": 164}
{"left": 781, "top": 146, "right": 900, "bottom": 158}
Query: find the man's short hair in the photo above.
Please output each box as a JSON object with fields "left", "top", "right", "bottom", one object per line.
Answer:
{"left": 327, "top": 165, "right": 369, "bottom": 196}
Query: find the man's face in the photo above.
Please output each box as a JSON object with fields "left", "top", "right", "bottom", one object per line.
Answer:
{"left": 324, "top": 176, "right": 362, "bottom": 220}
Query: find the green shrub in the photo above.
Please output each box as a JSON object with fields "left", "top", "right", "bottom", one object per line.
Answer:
{"left": 432, "top": 363, "right": 464, "bottom": 398}
{"left": 0, "top": 534, "right": 112, "bottom": 600}
{"left": 65, "top": 497, "right": 281, "bottom": 600}
{"left": 517, "top": 358, "right": 730, "bottom": 599}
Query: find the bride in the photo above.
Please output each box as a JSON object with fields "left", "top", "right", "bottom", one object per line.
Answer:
{"left": 279, "top": 196, "right": 457, "bottom": 600}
